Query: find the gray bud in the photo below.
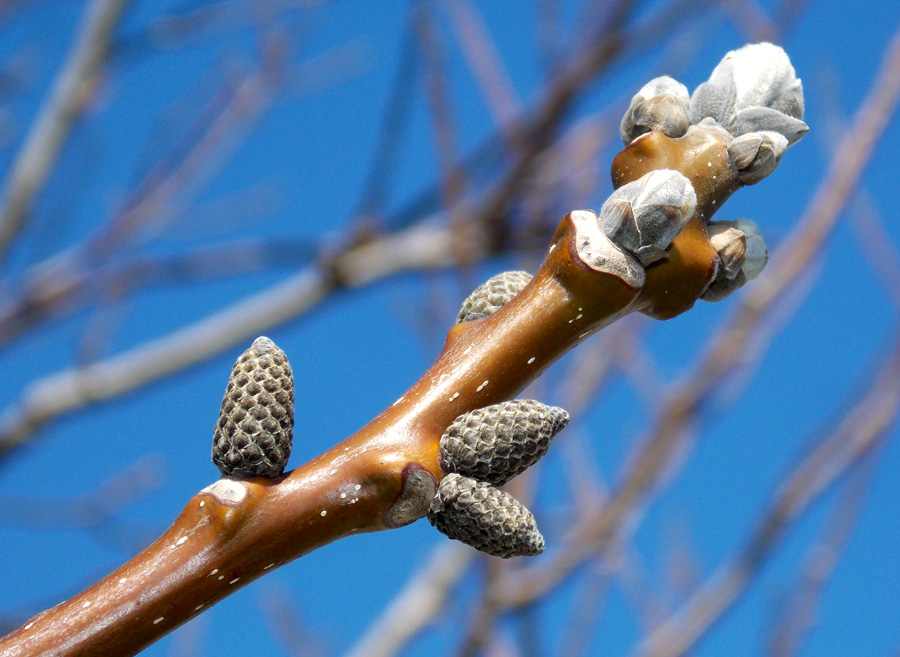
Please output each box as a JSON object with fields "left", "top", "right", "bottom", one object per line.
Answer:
{"left": 621, "top": 76, "right": 692, "bottom": 144}
{"left": 212, "top": 337, "right": 294, "bottom": 478}
{"left": 600, "top": 170, "right": 697, "bottom": 264}
{"left": 732, "top": 106, "right": 808, "bottom": 144}
{"left": 690, "top": 43, "right": 807, "bottom": 147}
{"left": 701, "top": 218, "right": 768, "bottom": 302}
{"left": 690, "top": 74, "right": 737, "bottom": 127}
{"left": 440, "top": 400, "right": 569, "bottom": 486}
{"left": 457, "top": 271, "right": 533, "bottom": 324}
{"left": 427, "top": 474, "right": 544, "bottom": 558}
{"left": 727, "top": 131, "right": 788, "bottom": 185}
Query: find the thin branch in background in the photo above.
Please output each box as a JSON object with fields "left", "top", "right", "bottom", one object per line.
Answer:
{"left": 416, "top": 5, "right": 466, "bottom": 214}
{"left": 0, "top": 0, "right": 707, "bottom": 461}
{"left": 713, "top": 0, "right": 779, "bottom": 42}
{"left": 628, "top": 336, "right": 900, "bottom": 657}
{"left": 0, "top": 455, "right": 163, "bottom": 552}
{"left": 342, "top": 543, "right": 474, "bottom": 657}
{"left": 661, "top": 519, "right": 703, "bottom": 610}
{"left": 439, "top": 0, "right": 523, "bottom": 148}
{"left": 0, "top": 29, "right": 336, "bottom": 347}
{"left": 258, "top": 582, "right": 327, "bottom": 657}
{"left": 0, "top": 0, "right": 128, "bottom": 262}
{"left": 767, "top": 449, "right": 883, "bottom": 657}
{"left": 0, "top": 220, "right": 456, "bottom": 460}
{"left": 848, "top": 191, "right": 900, "bottom": 309}
{"left": 113, "top": 0, "right": 320, "bottom": 61}
{"left": 458, "top": 559, "right": 504, "bottom": 657}
{"left": 0, "top": 46, "right": 284, "bottom": 341}
{"left": 535, "top": 0, "right": 563, "bottom": 77}
{"left": 353, "top": 18, "right": 419, "bottom": 222}
{"left": 558, "top": 559, "right": 614, "bottom": 657}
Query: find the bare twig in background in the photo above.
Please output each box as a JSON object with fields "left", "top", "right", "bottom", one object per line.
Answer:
{"left": 0, "top": 0, "right": 128, "bottom": 261}
{"left": 628, "top": 336, "right": 900, "bottom": 657}
{"left": 2, "top": 2, "right": 898, "bottom": 656}
{"left": 766, "top": 451, "right": 882, "bottom": 657}
{"left": 258, "top": 582, "right": 327, "bottom": 657}
{"left": 343, "top": 543, "right": 473, "bottom": 657}
{"left": 0, "top": 455, "right": 162, "bottom": 552}
{"left": 439, "top": 0, "right": 522, "bottom": 146}
{"left": 0, "top": 220, "right": 455, "bottom": 459}
{"left": 0, "top": 0, "right": 707, "bottom": 460}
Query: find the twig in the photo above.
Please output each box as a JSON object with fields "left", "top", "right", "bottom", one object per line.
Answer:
{"left": 0, "top": 0, "right": 128, "bottom": 261}
{"left": 766, "top": 451, "right": 882, "bottom": 657}
{"left": 628, "top": 337, "right": 900, "bottom": 657}
{"left": 0, "top": 0, "right": 705, "bottom": 459}
{"left": 0, "top": 221, "right": 456, "bottom": 460}
{"left": 0, "top": 115, "right": 751, "bottom": 655}
{"left": 342, "top": 543, "right": 473, "bottom": 657}
{"left": 439, "top": 0, "right": 522, "bottom": 147}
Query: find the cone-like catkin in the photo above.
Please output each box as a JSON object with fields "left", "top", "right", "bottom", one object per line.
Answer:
{"left": 439, "top": 400, "right": 568, "bottom": 486}
{"left": 427, "top": 474, "right": 544, "bottom": 558}
{"left": 456, "top": 271, "right": 533, "bottom": 324}
{"left": 212, "top": 336, "right": 294, "bottom": 478}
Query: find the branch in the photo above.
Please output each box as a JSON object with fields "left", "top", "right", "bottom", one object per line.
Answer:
{"left": 0, "top": 119, "right": 741, "bottom": 656}
{"left": 628, "top": 336, "right": 900, "bottom": 657}
{"left": 0, "top": 0, "right": 128, "bottom": 261}
{"left": 493, "top": 26, "right": 900, "bottom": 604}
{"left": 0, "top": 43, "right": 807, "bottom": 656}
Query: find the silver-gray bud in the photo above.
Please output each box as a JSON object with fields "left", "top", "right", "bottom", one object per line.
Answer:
{"left": 727, "top": 131, "right": 788, "bottom": 185}
{"left": 599, "top": 170, "right": 697, "bottom": 265}
{"left": 690, "top": 42, "right": 808, "bottom": 145}
{"left": 702, "top": 219, "right": 768, "bottom": 302}
{"left": 620, "top": 76, "right": 691, "bottom": 144}
{"left": 457, "top": 271, "right": 533, "bottom": 324}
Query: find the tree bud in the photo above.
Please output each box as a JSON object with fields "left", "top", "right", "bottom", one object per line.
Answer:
{"left": 427, "top": 474, "right": 544, "bottom": 558}
{"left": 212, "top": 337, "right": 294, "bottom": 478}
{"left": 439, "top": 400, "right": 569, "bottom": 486}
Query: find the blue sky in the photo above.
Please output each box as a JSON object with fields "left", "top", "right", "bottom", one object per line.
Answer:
{"left": 1, "top": 1, "right": 899, "bottom": 656}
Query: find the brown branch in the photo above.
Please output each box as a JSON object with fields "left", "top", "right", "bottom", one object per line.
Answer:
{"left": 0, "top": 0, "right": 128, "bottom": 261}
{"left": 0, "top": 115, "right": 744, "bottom": 655}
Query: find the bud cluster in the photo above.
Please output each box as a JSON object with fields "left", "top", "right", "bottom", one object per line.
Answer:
{"left": 616, "top": 43, "right": 806, "bottom": 300}
{"left": 620, "top": 42, "right": 808, "bottom": 186}
{"left": 428, "top": 399, "right": 569, "bottom": 558}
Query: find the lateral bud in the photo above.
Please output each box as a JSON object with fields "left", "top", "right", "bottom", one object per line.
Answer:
{"left": 212, "top": 336, "right": 294, "bottom": 478}
{"left": 701, "top": 218, "right": 768, "bottom": 302}
{"left": 427, "top": 474, "right": 544, "bottom": 558}
{"left": 599, "top": 169, "right": 697, "bottom": 265}
{"left": 727, "top": 131, "right": 789, "bottom": 185}
{"left": 457, "top": 270, "right": 533, "bottom": 324}
{"left": 439, "top": 400, "right": 569, "bottom": 486}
